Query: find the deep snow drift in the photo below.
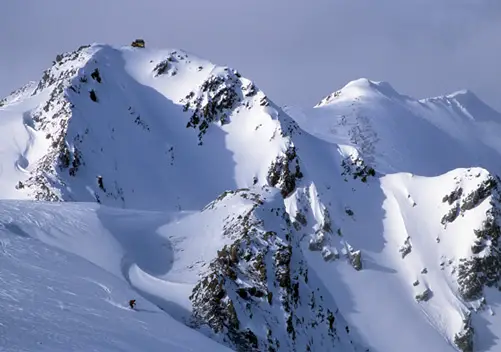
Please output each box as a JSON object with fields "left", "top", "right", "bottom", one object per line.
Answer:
{"left": 2, "top": 43, "right": 501, "bottom": 351}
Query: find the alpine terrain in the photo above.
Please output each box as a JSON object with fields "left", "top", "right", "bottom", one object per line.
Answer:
{"left": 1, "top": 41, "right": 501, "bottom": 352}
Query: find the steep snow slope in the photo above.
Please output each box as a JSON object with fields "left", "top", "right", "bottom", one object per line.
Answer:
{"left": 0, "top": 44, "right": 288, "bottom": 211}
{"left": 0, "top": 188, "right": 366, "bottom": 352}
{"left": 1, "top": 43, "right": 360, "bottom": 352}
{"left": 0, "top": 89, "right": 50, "bottom": 199}
{"left": 283, "top": 79, "right": 501, "bottom": 352}
{"left": 0, "top": 43, "right": 370, "bottom": 351}
{"left": 0, "top": 201, "right": 233, "bottom": 352}
{"left": 299, "top": 167, "right": 500, "bottom": 352}
{"left": 2, "top": 44, "right": 501, "bottom": 352}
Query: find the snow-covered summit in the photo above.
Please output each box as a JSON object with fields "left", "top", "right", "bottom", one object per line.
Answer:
{"left": 0, "top": 81, "right": 37, "bottom": 108}
{"left": 0, "top": 43, "right": 299, "bottom": 211}
{"left": 439, "top": 88, "right": 501, "bottom": 123}
{"left": 315, "top": 78, "right": 408, "bottom": 108}
{"left": 2, "top": 42, "right": 501, "bottom": 351}
{"left": 291, "top": 77, "right": 501, "bottom": 177}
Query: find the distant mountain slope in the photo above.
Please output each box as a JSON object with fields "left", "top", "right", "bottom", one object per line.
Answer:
{"left": 2, "top": 44, "right": 501, "bottom": 351}
{"left": 286, "top": 78, "right": 501, "bottom": 176}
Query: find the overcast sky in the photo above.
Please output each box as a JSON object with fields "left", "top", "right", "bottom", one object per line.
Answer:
{"left": 1, "top": 0, "right": 500, "bottom": 110}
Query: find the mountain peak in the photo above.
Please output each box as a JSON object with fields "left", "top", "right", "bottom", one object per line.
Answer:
{"left": 446, "top": 88, "right": 477, "bottom": 100}
{"left": 444, "top": 88, "right": 492, "bottom": 111}
{"left": 424, "top": 88, "right": 501, "bottom": 122}
{"left": 3, "top": 41, "right": 501, "bottom": 352}
{"left": 315, "top": 78, "right": 404, "bottom": 107}
{"left": 345, "top": 78, "right": 402, "bottom": 97}
{"left": 0, "top": 80, "right": 37, "bottom": 106}
{"left": 1, "top": 42, "right": 300, "bottom": 211}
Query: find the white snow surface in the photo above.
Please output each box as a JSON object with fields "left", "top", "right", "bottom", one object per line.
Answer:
{"left": 288, "top": 78, "right": 501, "bottom": 176}
{"left": 0, "top": 201, "right": 234, "bottom": 352}
{"left": 1, "top": 44, "right": 501, "bottom": 351}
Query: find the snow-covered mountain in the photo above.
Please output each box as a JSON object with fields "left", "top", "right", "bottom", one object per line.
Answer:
{"left": 1, "top": 42, "right": 501, "bottom": 352}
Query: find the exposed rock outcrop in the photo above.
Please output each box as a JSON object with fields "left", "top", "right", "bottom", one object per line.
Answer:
{"left": 190, "top": 188, "right": 363, "bottom": 352}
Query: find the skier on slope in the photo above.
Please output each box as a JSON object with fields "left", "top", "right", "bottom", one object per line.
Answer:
{"left": 129, "top": 299, "right": 136, "bottom": 309}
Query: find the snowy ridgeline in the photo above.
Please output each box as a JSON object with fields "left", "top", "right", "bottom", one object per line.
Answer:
{"left": 1, "top": 42, "right": 501, "bottom": 351}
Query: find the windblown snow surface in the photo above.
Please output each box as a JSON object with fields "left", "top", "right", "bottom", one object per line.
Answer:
{"left": 1, "top": 43, "right": 501, "bottom": 351}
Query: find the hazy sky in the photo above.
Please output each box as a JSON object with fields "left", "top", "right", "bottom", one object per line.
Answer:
{"left": 1, "top": 0, "right": 500, "bottom": 110}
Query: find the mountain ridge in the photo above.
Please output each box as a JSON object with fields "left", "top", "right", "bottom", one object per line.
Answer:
{"left": 2, "top": 42, "right": 501, "bottom": 352}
